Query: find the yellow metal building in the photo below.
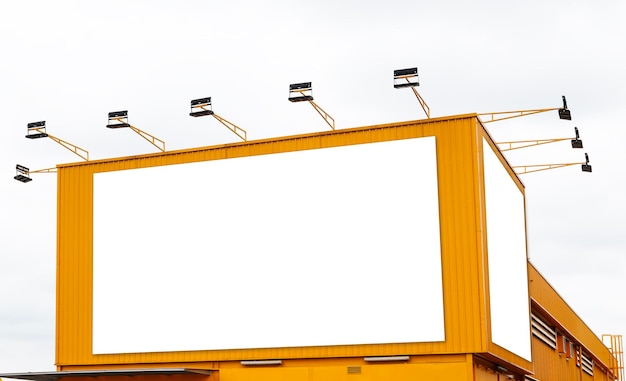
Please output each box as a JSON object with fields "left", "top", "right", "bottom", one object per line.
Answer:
{"left": 1, "top": 114, "right": 622, "bottom": 381}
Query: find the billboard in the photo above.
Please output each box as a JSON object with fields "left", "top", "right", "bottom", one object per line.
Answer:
{"left": 92, "top": 136, "right": 445, "bottom": 354}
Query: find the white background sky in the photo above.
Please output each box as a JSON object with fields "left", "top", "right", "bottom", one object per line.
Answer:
{"left": 1, "top": 0, "right": 625, "bottom": 372}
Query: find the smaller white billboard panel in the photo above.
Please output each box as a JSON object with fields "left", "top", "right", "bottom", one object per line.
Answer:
{"left": 483, "top": 138, "right": 532, "bottom": 361}
{"left": 93, "top": 137, "right": 444, "bottom": 354}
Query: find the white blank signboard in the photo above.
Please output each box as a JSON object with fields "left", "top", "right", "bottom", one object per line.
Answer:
{"left": 483, "top": 138, "right": 532, "bottom": 361}
{"left": 93, "top": 136, "right": 445, "bottom": 354}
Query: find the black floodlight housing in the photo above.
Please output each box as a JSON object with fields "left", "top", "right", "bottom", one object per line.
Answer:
{"left": 14, "top": 164, "right": 32, "bottom": 183}
{"left": 571, "top": 127, "right": 583, "bottom": 149}
{"left": 288, "top": 82, "right": 313, "bottom": 102}
{"left": 393, "top": 67, "right": 419, "bottom": 88}
{"left": 106, "top": 110, "right": 130, "bottom": 128}
{"left": 582, "top": 153, "right": 592, "bottom": 172}
{"left": 558, "top": 95, "right": 571, "bottom": 120}
{"left": 189, "top": 97, "right": 214, "bottom": 117}
{"left": 25, "top": 121, "right": 48, "bottom": 139}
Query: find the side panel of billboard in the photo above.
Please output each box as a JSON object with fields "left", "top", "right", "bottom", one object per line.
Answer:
{"left": 483, "top": 137, "right": 532, "bottom": 361}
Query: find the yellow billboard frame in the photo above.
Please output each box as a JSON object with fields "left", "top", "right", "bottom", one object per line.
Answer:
{"left": 55, "top": 114, "right": 530, "bottom": 372}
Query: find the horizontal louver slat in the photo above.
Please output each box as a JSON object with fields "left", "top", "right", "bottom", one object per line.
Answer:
{"left": 582, "top": 351, "right": 593, "bottom": 375}
{"left": 531, "top": 313, "right": 557, "bottom": 349}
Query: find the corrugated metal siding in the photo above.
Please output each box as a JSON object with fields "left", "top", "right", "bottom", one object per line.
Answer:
{"left": 528, "top": 263, "right": 614, "bottom": 374}
{"left": 56, "top": 115, "right": 491, "bottom": 368}
{"left": 532, "top": 334, "right": 600, "bottom": 381}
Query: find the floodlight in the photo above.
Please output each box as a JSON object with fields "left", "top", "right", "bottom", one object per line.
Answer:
{"left": 571, "top": 127, "right": 583, "bottom": 149}
{"left": 13, "top": 164, "right": 32, "bottom": 183}
{"left": 106, "top": 110, "right": 165, "bottom": 152}
{"left": 559, "top": 96, "right": 571, "bottom": 120}
{"left": 106, "top": 110, "right": 130, "bottom": 128}
{"left": 393, "top": 67, "right": 430, "bottom": 118}
{"left": 288, "top": 82, "right": 313, "bottom": 102}
{"left": 189, "top": 97, "right": 214, "bottom": 117}
{"left": 25, "top": 121, "right": 49, "bottom": 139}
{"left": 393, "top": 67, "right": 419, "bottom": 88}
{"left": 188, "top": 97, "right": 247, "bottom": 141}
{"left": 12, "top": 164, "right": 56, "bottom": 183}
{"left": 582, "top": 153, "right": 592, "bottom": 172}
{"left": 288, "top": 82, "right": 335, "bottom": 130}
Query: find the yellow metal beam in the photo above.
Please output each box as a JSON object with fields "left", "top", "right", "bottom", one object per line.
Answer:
{"left": 308, "top": 100, "right": 335, "bottom": 130}
{"left": 30, "top": 167, "right": 57, "bottom": 174}
{"left": 110, "top": 118, "right": 166, "bottom": 152}
{"left": 512, "top": 161, "right": 584, "bottom": 174}
{"left": 398, "top": 77, "right": 431, "bottom": 119}
{"left": 497, "top": 137, "right": 570, "bottom": 152}
{"left": 290, "top": 88, "right": 336, "bottom": 130}
{"left": 30, "top": 127, "right": 89, "bottom": 161}
{"left": 478, "top": 108, "right": 560, "bottom": 124}
{"left": 128, "top": 125, "right": 166, "bottom": 152}
{"left": 212, "top": 113, "right": 247, "bottom": 141}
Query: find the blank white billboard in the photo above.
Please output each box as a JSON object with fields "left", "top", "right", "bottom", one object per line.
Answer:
{"left": 483, "top": 138, "right": 532, "bottom": 361}
{"left": 93, "top": 136, "right": 444, "bottom": 354}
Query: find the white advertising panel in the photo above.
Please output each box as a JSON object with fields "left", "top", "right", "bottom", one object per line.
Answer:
{"left": 483, "top": 138, "right": 532, "bottom": 361}
{"left": 93, "top": 136, "right": 445, "bottom": 354}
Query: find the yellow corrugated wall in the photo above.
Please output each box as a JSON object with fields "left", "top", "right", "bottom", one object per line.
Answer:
{"left": 56, "top": 115, "right": 494, "bottom": 369}
{"left": 528, "top": 263, "right": 616, "bottom": 380}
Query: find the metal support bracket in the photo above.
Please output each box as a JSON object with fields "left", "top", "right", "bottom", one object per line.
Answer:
{"left": 28, "top": 127, "right": 89, "bottom": 161}
{"left": 212, "top": 113, "right": 247, "bottom": 141}
{"left": 409, "top": 84, "right": 431, "bottom": 119}
{"left": 479, "top": 108, "right": 560, "bottom": 124}
{"left": 308, "top": 100, "right": 335, "bottom": 130}
{"left": 128, "top": 124, "right": 166, "bottom": 152}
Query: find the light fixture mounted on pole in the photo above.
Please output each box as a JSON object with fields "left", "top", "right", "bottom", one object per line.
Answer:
{"left": 393, "top": 67, "right": 430, "bottom": 119}
{"left": 13, "top": 164, "right": 57, "bottom": 183}
{"left": 512, "top": 153, "right": 592, "bottom": 174}
{"left": 288, "top": 82, "right": 336, "bottom": 130}
{"left": 189, "top": 97, "right": 247, "bottom": 141}
{"left": 479, "top": 95, "right": 571, "bottom": 123}
{"left": 106, "top": 111, "right": 166, "bottom": 152}
{"left": 25, "top": 121, "right": 89, "bottom": 161}
{"left": 497, "top": 127, "right": 584, "bottom": 151}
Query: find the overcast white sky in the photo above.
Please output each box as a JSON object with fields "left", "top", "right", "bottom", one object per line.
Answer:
{"left": 1, "top": 0, "right": 625, "bottom": 372}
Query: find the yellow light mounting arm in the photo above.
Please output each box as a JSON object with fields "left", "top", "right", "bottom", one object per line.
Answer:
{"left": 288, "top": 82, "right": 336, "bottom": 130}
{"left": 189, "top": 97, "right": 248, "bottom": 141}
{"left": 212, "top": 113, "right": 247, "bottom": 141}
{"left": 25, "top": 121, "right": 89, "bottom": 161}
{"left": 127, "top": 124, "right": 166, "bottom": 152}
{"left": 106, "top": 111, "right": 166, "bottom": 152}
{"left": 408, "top": 84, "right": 431, "bottom": 119}
{"left": 513, "top": 153, "right": 592, "bottom": 174}
{"left": 497, "top": 127, "right": 583, "bottom": 151}
{"left": 30, "top": 167, "right": 57, "bottom": 174}
{"left": 13, "top": 164, "right": 56, "bottom": 183}
{"left": 479, "top": 96, "right": 571, "bottom": 123}
{"left": 498, "top": 137, "right": 570, "bottom": 151}
{"left": 308, "top": 100, "right": 336, "bottom": 131}
{"left": 45, "top": 131, "right": 89, "bottom": 161}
